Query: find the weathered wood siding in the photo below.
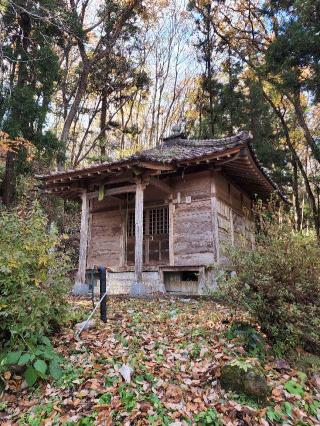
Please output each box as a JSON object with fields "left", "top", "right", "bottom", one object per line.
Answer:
{"left": 217, "top": 198, "right": 232, "bottom": 254}
{"left": 172, "top": 171, "right": 215, "bottom": 266}
{"left": 85, "top": 171, "right": 255, "bottom": 271}
{"left": 86, "top": 207, "right": 123, "bottom": 268}
{"left": 214, "top": 174, "right": 255, "bottom": 257}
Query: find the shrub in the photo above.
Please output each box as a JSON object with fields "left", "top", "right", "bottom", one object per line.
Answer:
{"left": 194, "top": 408, "right": 221, "bottom": 425}
{"left": 217, "top": 203, "right": 320, "bottom": 354}
{"left": 225, "top": 321, "right": 266, "bottom": 359}
{"left": 2, "top": 334, "right": 63, "bottom": 386}
{"left": 0, "top": 203, "right": 71, "bottom": 351}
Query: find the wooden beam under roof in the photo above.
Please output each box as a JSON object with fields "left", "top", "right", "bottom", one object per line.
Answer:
{"left": 178, "top": 146, "right": 241, "bottom": 166}
{"left": 87, "top": 184, "right": 137, "bottom": 200}
{"left": 148, "top": 177, "right": 172, "bottom": 195}
{"left": 138, "top": 161, "right": 176, "bottom": 171}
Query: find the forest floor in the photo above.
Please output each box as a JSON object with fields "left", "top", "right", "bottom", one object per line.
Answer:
{"left": 1, "top": 296, "right": 320, "bottom": 425}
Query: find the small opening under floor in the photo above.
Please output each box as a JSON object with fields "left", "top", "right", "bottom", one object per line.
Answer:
{"left": 163, "top": 270, "right": 199, "bottom": 295}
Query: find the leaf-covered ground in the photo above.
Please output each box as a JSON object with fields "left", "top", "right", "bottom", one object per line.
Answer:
{"left": 1, "top": 296, "right": 320, "bottom": 425}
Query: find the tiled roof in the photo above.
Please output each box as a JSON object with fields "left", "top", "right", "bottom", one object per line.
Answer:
{"left": 37, "top": 131, "right": 287, "bottom": 202}
{"left": 126, "top": 132, "right": 250, "bottom": 163}
{"left": 37, "top": 132, "right": 251, "bottom": 179}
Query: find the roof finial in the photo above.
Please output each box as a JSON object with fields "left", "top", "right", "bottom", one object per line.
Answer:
{"left": 171, "top": 123, "right": 182, "bottom": 136}
{"left": 164, "top": 119, "right": 187, "bottom": 141}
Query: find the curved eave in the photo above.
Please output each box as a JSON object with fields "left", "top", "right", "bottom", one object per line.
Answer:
{"left": 36, "top": 140, "right": 287, "bottom": 203}
{"left": 246, "top": 142, "right": 288, "bottom": 203}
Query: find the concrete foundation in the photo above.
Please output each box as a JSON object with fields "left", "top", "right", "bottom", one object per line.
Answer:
{"left": 81, "top": 267, "right": 217, "bottom": 296}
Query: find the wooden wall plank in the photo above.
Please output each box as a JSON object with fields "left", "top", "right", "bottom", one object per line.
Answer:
{"left": 87, "top": 209, "right": 122, "bottom": 268}
{"left": 211, "top": 175, "right": 220, "bottom": 262}
{"left": 211, "top": 197, "right": 220, "bottom": 262}
{"left": 174, "top": 199, "right": 215, "bottom": 266}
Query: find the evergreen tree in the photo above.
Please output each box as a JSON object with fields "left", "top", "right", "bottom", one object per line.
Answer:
{"left": 0, "top": 0, "right": 63, "bottom": 204}
{"left": 188, "top": 0, "right": 290, "bottom": 187}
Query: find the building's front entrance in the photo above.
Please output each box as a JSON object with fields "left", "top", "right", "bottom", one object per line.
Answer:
{"left": 126, "top": 205, "right": 169, "bottom": 265}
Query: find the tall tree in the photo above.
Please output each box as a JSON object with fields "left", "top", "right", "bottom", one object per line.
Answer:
{"left": 188, "top": 0, "right": 320, "bottom": 237}
{"left": 0, "top": 0, "right": 62, "bottom": 205}
{"left": 56, "top": 0, "right": 145, "bottom": 168}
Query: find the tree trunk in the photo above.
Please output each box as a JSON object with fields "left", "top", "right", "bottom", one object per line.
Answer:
{"left": 2, "top": 11, "right": 31, "bottom": 205}
{"left": 2, "top": 152, "right": 16, "bottom": 206}
{"left": 100, "top": 89, "right": 107, "bottom": 160}
{"left": 263, "top": 90, "right": 320, "bottom": 240}
{"left": 291, "top": 91, "right": 320, "bottom": 163}
{"left": 205, "top": 5, "right": 215, "bottom": 137}
{"left": 58, "top": 63, "right": 90, "bottom": 170}
{"left": 227, "top": 47, "right": 234, "bottom": 135}
{"left": 292, "top": 157, "right": 302, "bottom": 230}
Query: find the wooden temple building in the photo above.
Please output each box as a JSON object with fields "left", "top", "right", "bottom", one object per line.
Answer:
{"left": 37, "top": 131, "right": 284, "bottom": 295}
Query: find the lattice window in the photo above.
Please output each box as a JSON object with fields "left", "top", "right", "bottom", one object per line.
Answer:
{"left": 127, "top": 211, "right": 135, "bottom": 237}
{"left": 127, "top": 207, "right": 168, "bottom": 237}
{"left": 149, "top": 207, "right": 168, "bottom": 235}
{"left": 127, "top": 210, "right": 147, "bottom": 237}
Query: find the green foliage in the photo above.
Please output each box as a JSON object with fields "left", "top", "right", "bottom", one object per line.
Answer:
{"left": 264, "top": 0, "right": 320, "bottom": 102}
{"left": 194, "top": 408, "right": 221, "bottom": 425}
{"left": 104, "top": 374, "right": 119, "bottom": 387}
{"left": 0, "top": 203, "right": 70, "bottom": 348}
{"left": 3, "top": 335, "right": 64, "bottom": 387}
{"left": 265, "top": 401, "right": 308, "bottom": 424}
{"left": 230, "top": 392, "right": 261, "bottom": 410}
{"left": 56, "top": 365, "right": 84, "bottom": 389}
{"left": 18, "top": 399, "right": 59, "bottom": 426}
{"left": 135, "top": 372, "right": 156, "bottom": 384}
{"left": 119, "top": 384, "right": 137, "bottom": 411}
{"left": 1, "top": 335, "right": 64, "bottom": 389}
{"left": 191, "top": 343, "right": 202, "bottom": 359}
{"left": 284, "top": 379, "right": 304, "bottom": 397}
{"left": 307, "top": 400, "right": 320, "bottom": 417}
{"left": 99, "top": 392, "right": 112, "bottom": 404}
{"left": 266, "top": 405, "right": 287, "bottom": 424}
{"left": 0, "top": 203, "right": 70, "bottom": 385}
{"left": 225, "top": 321, "right": 266, "bottom": 359}
{"left": 292, "top": 352, "right": 320, "bottom": 373}
{"left": 76, "top": 413, "right": 98, "bottom": 426}
{"left": 146, "top": 393, "right": 171, "bottom": 425}
{"left": 0, "top": 401, "right": 8, "bottom": 411}
{"left": 228, "top": 357, "right": 254, "bottom": 373}
{"left": 218, "top": 203, "right": 320, "bottom": 354}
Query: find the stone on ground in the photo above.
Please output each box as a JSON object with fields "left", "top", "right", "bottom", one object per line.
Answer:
{"left": 75, "top": 319, "right": 96, "bottom": 332}
{"left": 220, "top": 361, "right": 270, "bottom": 402}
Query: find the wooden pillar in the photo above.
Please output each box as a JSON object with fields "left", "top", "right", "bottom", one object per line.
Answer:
{"left": 119, "top": 202, "right": 126, "bottom": 267}
{"left": 76, "top": 190, "right": 89, "bottom": 285}
{"left": 169, "top": 198, "right": 175, "bottom": 266}
{"left": 230, "top": 208, "right": 234, "bottom": 246}
{"left": 135, "top": 182, "right": 144, "bottom": 283}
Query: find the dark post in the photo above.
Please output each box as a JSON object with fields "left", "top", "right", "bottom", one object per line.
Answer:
{"left": 98, "top": 266, "right": 107, "bottom": 322}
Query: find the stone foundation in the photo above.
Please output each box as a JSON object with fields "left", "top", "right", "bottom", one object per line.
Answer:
{"left": 74, "top": 267, "right": 218, "bottom": 296}
{"left": 105, "top": 271, "right": 165, "bottom": 295}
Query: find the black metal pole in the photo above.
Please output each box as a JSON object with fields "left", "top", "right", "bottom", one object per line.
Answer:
{"left": 98, "top": 266, "right": 107, "bottom": 322}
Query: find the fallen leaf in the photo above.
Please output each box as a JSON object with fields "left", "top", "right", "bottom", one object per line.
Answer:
{"left": 119, "top": 364, "right": 133, "bottom": 383}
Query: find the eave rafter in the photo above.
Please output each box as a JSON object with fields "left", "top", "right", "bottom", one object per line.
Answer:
{"left": 148, "top": 177, "right": 172, "bottom": 195}
{"left": 36, "top": 131, "right": 286, "bottom": 202}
